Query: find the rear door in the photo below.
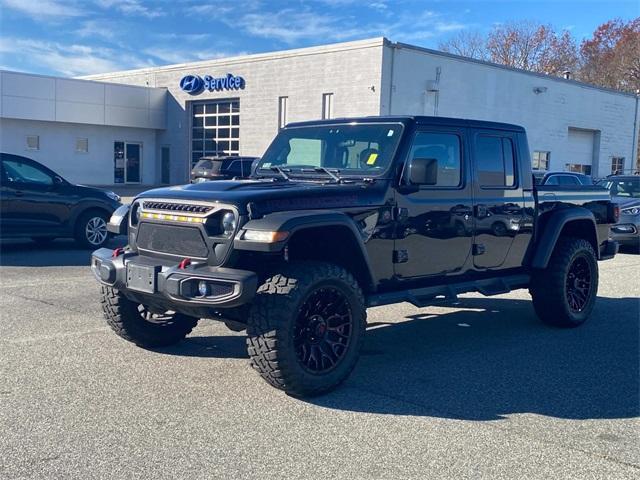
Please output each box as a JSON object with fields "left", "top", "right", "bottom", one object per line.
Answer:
{"left": 471, "top": 130, "right": 525, "bottom": 269}
{"left": 393, "top": 126, "right": 473, "bottom": 279}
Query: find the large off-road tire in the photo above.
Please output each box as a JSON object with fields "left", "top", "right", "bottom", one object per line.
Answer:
{"left": 530, "top": 236, "right": 598, "bottom": 328}
{"left": 100, "top": 286, "right": 198, "bottom": 347}
{"left": 246, "top": 262, "right": 367, "bottom": 397}
{"left": 75, "top": 210, "right": 110, "bottom": 249}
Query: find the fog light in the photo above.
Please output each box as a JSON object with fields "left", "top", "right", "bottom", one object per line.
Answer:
{"left": 198, "top": 281, "right": 209, "bottom": 296}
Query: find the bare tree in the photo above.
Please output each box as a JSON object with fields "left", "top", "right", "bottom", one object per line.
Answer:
{"left": 486, "top": 21, "right": 579, "bottom": 75}
{"left": 438, "top": 30, "right": 488, "bottom": 60}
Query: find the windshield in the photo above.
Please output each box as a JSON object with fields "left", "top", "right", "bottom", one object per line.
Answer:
{"left": 256, "top": 123, "right": 404, "bottom": 177}
{"left": 598, "top": 178, "right": 640, "bottom": 198}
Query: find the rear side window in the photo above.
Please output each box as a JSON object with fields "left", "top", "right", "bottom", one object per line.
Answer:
{"left": 409, "top": 132, "right": 462, "bottom": 187}
{"left": 476, "top": 135, "right": 516, "bottom": 187}
{"left": 545, "top": 175, "right": 580, "bottom": 186}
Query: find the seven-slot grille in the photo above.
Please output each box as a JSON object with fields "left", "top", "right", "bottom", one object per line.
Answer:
{"left": 142, "top": 201, "right": 214, "bottom": 215}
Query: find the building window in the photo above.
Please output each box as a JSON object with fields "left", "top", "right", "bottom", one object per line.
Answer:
{"left": 191, "top": 99, "right": 240, "bottom": 168}
{"left": 76, "top": 138, "right": 89, "bottom": 153}
{"left": 532, "top": 151, "right": 550, "bottom": 170}
{"left": 565, "top": 163, "right": 592, "bottom": 175}
{"left": 322, "top": 93, "right": 333, "bottom": 120}
{"left": 26, "top": 135, "right": 39, "bottom": 151}
{"left": 611, "top": 157, "right": 625, "bottom": 175}
{"left": 278, "top": 96, "right": 288, "bottom": 130}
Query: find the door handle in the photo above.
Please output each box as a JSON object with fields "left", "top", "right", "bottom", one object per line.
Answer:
{"left": 475, "top": 205, "right": 488, "bottom": 217}
{"left": 14, "top": 190, "right": 24, "bottom": 197}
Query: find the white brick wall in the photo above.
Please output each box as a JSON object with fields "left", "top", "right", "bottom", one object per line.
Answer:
{"left": 382, "top": 43, "right": 639, "bottom": 177}
{"left": 83, "top": 39, "right": 386, "bottom": 182}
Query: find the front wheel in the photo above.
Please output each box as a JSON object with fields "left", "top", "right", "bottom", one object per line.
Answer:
{"left": 530, "top": 237, "right": 598, "bottom": 327}
{"left": 75, "top": 210, "right": 110, "bottom": 249}
{"left": 100, "top": 286, "right": 198, "bottom": 347}
{"left": 246, "top": 262, "right": 366, "bottom": 397}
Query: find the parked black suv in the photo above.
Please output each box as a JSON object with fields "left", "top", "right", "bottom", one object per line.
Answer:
{"left": 191, "top": 156, "right": 257, "bottom": 183}
{"left": 1, "top": 153, "right": 121, "bottom": 248}
{"left": 92, "top": 116, "right": 618, "bottom": 396}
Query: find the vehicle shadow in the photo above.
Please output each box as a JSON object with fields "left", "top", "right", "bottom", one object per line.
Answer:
{"left": 156, "top": 335, "right": 248, "bottom": 360}
{"left": 0, "top": 237, "right": 126, "bottom": 267}
{"left": 305, "top": 296, "right": 640, "bottom": 421}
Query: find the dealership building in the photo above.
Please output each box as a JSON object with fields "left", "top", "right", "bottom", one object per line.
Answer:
{"left": 1, "top": 37, "right": 638, "bottom": 186}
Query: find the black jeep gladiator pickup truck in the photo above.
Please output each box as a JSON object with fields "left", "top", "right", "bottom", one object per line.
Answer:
{"left": 92, "top": 116, "right": 618, "bottom": 396}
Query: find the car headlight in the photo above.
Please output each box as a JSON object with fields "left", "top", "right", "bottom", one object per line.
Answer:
{"left": 221, "top": 212, "right": 237, "bottom": 235}
{"left": 621, "top": 206, "right": 640, "bottom": 216}
{"left": 105, "top": 191, "right": 121, "bottom": 202}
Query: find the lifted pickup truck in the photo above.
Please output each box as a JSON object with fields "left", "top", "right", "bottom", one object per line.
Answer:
{"left": 92, "top": 116, "right": 618, "bottom": 396}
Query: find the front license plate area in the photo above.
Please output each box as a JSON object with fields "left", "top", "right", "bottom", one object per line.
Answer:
{"left": 126, "top": 263, "right": 160, "bottom": 293}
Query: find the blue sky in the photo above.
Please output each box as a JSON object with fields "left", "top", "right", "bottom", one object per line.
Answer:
{"left": 0, "top": 0, "right": 638, "bottom": 77}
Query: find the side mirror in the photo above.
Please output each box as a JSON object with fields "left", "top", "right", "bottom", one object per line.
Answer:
{"left": 408, "top": 157, "right": 438, "bottom": 185}
{"left": 53, "top": 175, "right": 65, "bottom": 186}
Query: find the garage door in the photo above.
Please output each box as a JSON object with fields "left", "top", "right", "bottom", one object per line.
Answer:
{"left": 566, "top": 128, "right": 594, "bottom": 174}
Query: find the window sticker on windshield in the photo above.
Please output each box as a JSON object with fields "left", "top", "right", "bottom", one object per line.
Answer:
{"left": 387, "top": 129, "right": 395, "bottom": 137}
{"left": 366, "top": 153, "right": 379, "bottom": 165}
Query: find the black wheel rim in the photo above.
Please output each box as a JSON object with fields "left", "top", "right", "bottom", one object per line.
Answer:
{"left": 137, "top": 304, "right": 175, "bottom": 325}
{"left": 294, "top": 287, "right": 353, "bottom": 374}
{"left": 565, "top": 255, "right": 592, "bottom": 313}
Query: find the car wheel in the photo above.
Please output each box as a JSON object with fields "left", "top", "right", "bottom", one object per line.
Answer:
{"left": 491, "top": 221, "right": 507, "bottom": 237}
{"left": 101, "top": 286, "right": 198, "bottom": 348}
{"left": 530, "top": 236, "right": 598, "bottom": 327}
{"left": 246, "top": 261, "right": 366, "bottom": 397}
{"left": 75, "top": 210, "right": 110, "bottom": 248}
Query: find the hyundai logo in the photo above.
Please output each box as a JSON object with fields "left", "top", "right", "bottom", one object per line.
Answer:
{"left": 179, "top": 73, "right": 245, "bottom": 95}
{"left": 179, "top": 75, "right": 204, "bottom": 94}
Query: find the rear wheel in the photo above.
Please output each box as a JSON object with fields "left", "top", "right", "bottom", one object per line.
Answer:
{"left": 246, "top": 262, "right": 366, "bottom": 397}
{"left": 100, "top": 286, "right": 198, "bottom": 347}
{"left": 530, "top": 237, "right": 598, "bottom": 327}
{"left": 75, "top": 210, "right": 110, "bottom": 249}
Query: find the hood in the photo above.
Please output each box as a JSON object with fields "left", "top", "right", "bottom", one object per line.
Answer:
{"left": 612, "top": 196, "right": 640, "bottom": 208}
{"left": 136, "top": 179, "right": 389, "bottom": 214}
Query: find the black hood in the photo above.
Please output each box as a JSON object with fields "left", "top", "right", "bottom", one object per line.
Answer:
{"left": 136, "top": 179, "right": 390, "bottom": 215}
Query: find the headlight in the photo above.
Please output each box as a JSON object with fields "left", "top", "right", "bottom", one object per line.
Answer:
{"left": 221, "top": 212, "right": 237, "bottom": 235}
{"left": 242, "top": 230, "right": 289, "bottom": 242}
{"left": 621, "top": 206, "right": 640, "bottom": 216}
{"left": 105, "top": 191, "right": 121, "bottom": 202}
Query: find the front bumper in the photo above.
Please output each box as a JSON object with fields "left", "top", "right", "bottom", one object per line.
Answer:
{"left": 91, "top": 248, "right": 258, "bottom": 309}
{"left": 610, "top": 223, "right": 640, "bottom": 247}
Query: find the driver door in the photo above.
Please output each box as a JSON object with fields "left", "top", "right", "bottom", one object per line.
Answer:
{"left": 0, "top": 156, "right": 64, "bottom": 236}
{"left": 393, "top": 127, "right": 473, "bottom": 279}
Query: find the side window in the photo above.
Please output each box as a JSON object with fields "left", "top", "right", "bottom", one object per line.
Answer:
{"left": 476, "top": 135, "right": 516, "bottom": 187}
{"left": 2, "top": 160, "right": 53, "bottom": 186}
{"left": 558, "top": 175, "right": 580, "bottom": 186}
{"left": 408, "top": 132, "right": 461, "bottom": 187}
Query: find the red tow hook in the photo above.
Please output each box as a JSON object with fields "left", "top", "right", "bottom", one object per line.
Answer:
{"left": 112, "top": 247, "right": 125, "bottom": 258}
{"left": 178, "top": 258, "right": 192, "bottom": 270}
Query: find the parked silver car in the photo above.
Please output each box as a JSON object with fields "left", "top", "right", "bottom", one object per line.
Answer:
{"left": 598, "top": 176, "right": 640, "bottom": 250}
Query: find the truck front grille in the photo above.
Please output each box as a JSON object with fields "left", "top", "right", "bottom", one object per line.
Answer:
{"left": 142, "top": 201, "right": 214, "bottom": 215}
{"left": 136, "top": 223, "right": 208, "bottom": 258}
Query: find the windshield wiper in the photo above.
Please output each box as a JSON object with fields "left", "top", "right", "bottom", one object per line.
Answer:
{"left": 300, "top": 167, "right": 345, "bottom": 183}
{"left": 270, "top": 166, "right": 291, "bottom": 181}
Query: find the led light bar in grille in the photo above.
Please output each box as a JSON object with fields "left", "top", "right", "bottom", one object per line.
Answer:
{"left": 140, "top": 212, "right": 205, "bottom": 223}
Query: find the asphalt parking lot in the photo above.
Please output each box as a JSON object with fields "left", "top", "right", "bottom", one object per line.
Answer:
{"left": 0, "top": 239, "right": 638, "bottom": 479}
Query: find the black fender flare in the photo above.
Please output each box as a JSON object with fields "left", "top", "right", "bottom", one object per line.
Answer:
{"left": 235, "top": 209, "right": 376, "bottom": 289}
{"left": 530, "top": 207, "right": 598, "bottom": 269}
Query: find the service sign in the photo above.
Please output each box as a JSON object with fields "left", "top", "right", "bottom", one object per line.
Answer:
{"left": 179, "top": 73, "right": 245, "bottom": 95}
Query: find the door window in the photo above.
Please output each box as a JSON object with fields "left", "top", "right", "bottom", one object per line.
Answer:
{"left": 408, "top": 132, "right": 461, "bottom": 187}
{"left": 2, "top": 159, "right": 53, "bottom": 186}
{"left": 476, "top": 135, "right": 516, "bottom": 187}
{"left": 545, "top": 175, "right": 580, "bottom": 186}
